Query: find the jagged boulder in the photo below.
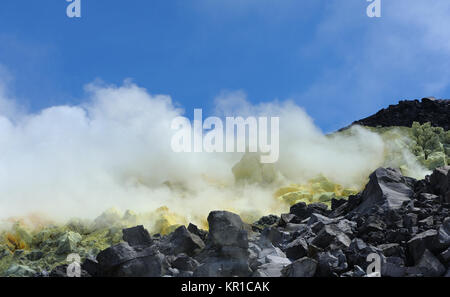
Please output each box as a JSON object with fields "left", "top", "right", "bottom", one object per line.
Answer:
{"left": 353, "top": 168, "right": 414, "bottom": 214}
{"left": 114, "top": 250, "right": 168, "bottom": 277}
{"left": 429, "top": 166, "right": 450, "bottom": 203}
{"left": 192, "top": 211, "right": 252, "bottom": 277}
{"left": 122, "top": 225, "right": 152, "bottom": 247}
{"left": 171, "top": 254, "right": 199, "bottom": 272}
{"left": 96, "top": 242, "right": 138, "bottom": 271}
{"left": 282, "top": 257, "right": 317, "bottom": 277}
{"left": 207, "top": 211, "right": 249, "bottom": 249}
{"left": 168, "top": 226, "right": 205, "bottom": 256}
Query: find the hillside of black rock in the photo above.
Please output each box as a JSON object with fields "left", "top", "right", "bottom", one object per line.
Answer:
{"left": 342, "top": 97, "right": 450, "bottom": 131}
{"left": 48, "top": 166, "right": 450, "bottom": 277}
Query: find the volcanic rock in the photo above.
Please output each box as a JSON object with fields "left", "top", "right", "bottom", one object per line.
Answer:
{"left": 284, "top": 237, "right": 308, "bottom": 260}
{"left": 407, "top": 230, "right": 440, "bottom": 263}
{"left": 122, "top": 225, "right": 152, "bottom": 247}
{"left": 348, "top": 98, "right": 450, "bottom": 131}
{"left": 96, "top": 242, "right": 138, "bottom": 274}
{"left": 282, "top": 257, "right": 317, "bottom": 277}
{"left": 353, "top": 168, "right": 414, "bottom": 214}
{"left": 171, "top": 254, "right": 199, "bottom": 272}
{"left": 207, "top": 211, "right": 249, "bottom": 249}
{"left": 169, "top": 226, "right": 205, "bottom": 256}
{"left": 408, "top": 249, "right": 446, "bottom": 277}
{"left": 187, "top": 223, "right": 208, "bottom": 242}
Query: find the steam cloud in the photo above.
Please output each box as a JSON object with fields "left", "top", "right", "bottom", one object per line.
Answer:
{"left": 0, "top": 79, "right": 429, "bottom": 224}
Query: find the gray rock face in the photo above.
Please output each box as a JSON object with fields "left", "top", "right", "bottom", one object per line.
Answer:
{"left": 282, "top": 257, "right": 317, "bottom": 277}
{"left": 316, "top": 250, "right": 347, "bottom": 277}
{"left": 169, "top": 226, "right": 205, "bottom": 256}
{"left": 207, "top": 211, "right": 249, "bottom": 249}
{"left": 115, "top": 251, "right": 168, "bottom": 277}
{"left": 192, "top": 211, "right": 251, "bottom": 277}
{"left": 407, "top": 230, "right": 439, "bottom": 263}
{"left": 253, "top": 261, "right": 288, "bottom": 277}
{"left": 193, "top": 257, "right": 251, "bottom": 277}
{"left": 438, "top": 217, "right": 450, "bottom": 248}
{"left": 354, "top": 168, "right": 414, "bottom": 214}
{"left": 429, "top": 166, "right": 450, "bottom": 197}
{"left": 96, "top": 243, "right": 168, "bottom": 277}
{"left": 381, "top": 257, "right": 406, "bottom": 277}
{"left": 312, "top": 224, "right": 351, "bottom": 249}
{"left": 122, "top": 225, "right": 152, "bottom": 247}
{"left": 96, "top": 242, "right": 137, "bottom": 270}
{"left": 290, "top": 202, "right": 329, "bottom": 220}
{"left": 411, "top": 249, "right": 446, "bottom": 277}
{"left": 284, "top": 237, "right": 308, "bottom": 260}
{"left": 441, "top": 247, "right": 450, "bottom": 263}
{"left": 171, "top": 254, "right": 199, "bottom": 272}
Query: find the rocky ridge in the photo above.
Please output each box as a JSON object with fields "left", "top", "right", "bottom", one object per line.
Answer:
{"left": 345, "top": 97, "right": 450, "bottom": 131}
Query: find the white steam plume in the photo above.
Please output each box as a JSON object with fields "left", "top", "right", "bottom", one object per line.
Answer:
{"left": 0, "top": 79, "right": 428, "bottom": 223}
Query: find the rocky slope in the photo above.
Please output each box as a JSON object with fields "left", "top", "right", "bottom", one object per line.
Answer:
{"left": 345, "top": 97, "right": 450, "bottom": 131}
{"left": 36, "top": 166, "right": 449, "bottom": 277}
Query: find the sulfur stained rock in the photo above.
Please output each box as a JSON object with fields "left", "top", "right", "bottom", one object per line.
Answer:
{"left": 5, "top": 264, "right": 36, "bottom": 277}
{"left": 55, "top": 231, "right": 82, "bottom": 255}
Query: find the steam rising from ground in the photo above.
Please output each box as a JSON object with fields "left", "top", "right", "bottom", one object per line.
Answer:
{"left": 0, "top": 81, "right": 429, "bottom": 223}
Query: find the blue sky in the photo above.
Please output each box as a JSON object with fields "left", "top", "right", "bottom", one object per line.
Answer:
{"left": 1, "top": 0, "right": 450, "bottom": 132}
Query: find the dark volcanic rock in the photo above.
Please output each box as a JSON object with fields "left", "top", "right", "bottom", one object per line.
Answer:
{"left": 315, "top": 250, "right": 348, "bottom": 277}
{"left": 187, "top": 223, "right": 208, "bottom": 242}
{"left": 429, "top": 166, "right": 450, "bottom": 204}
{"left": 96, "top": 242, "right": 137, "bottom": 271}
{"left": 353, "top": 168, "right": 414, "bottom": 214}
{"left": 407, "top": 230, "right": 440, "bottom": 263}
{"left": 284, "top": 237, "right": 308, "bottom": 260}
{"left": 282, "top": 257, "right": 317, "bottom": 277}
{"left": 193, "top": 257, "right": 252, "bottom": 277}
{"left": 438, "top": 217, "right": 450, "bottom": 248}
{"left": 122, "top": 225, "right": 152, "bottom": 247}
{"left": 171, "top": 254, "right": 199, "bottom": 272}
{"left": 169, "top": 226, "right": 205, "bottom": 256}
{"left": 193, "top": 211, "right": 252, "bottom": 277}
{"left": 207, "top": 211, "right": 249, "bottom": 249}
{"left": 290, "top": 202, "right": 329, "bottom": 220}
{"left": 407, "top": 249, "right": 446, "bottom": 277}
{"left": 347, "top": 98, "right": 450, "bottom": 131}
{"left": 114, "top": 250, "right": 168, "bottom": 277}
